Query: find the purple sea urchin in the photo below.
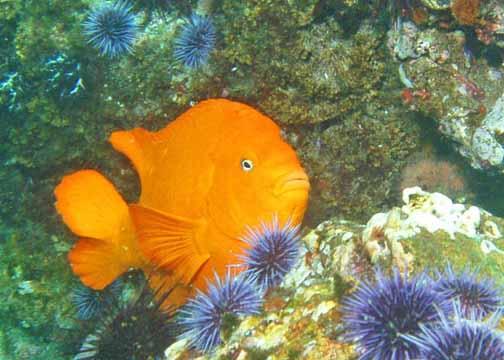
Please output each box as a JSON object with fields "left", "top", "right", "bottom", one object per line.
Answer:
{"left": 240, "top": 217, "right": 301, "bottom": 290}
{"left": 341, "top": 269, "right": 445, "bottom": 360}
{"left": 406, "top": 302, "right": 504, "bottom": 360}
{"left": 174, "top": 13, "right": 216, "bottom": 68}
{"left": 83, "top": 1, "right": 139, "bottom": 58}
{"left": 178, "top": 272, "right": 263, "bottom": 352}
{"left": 434, "top": 265, "right": 502, "bottom": 319}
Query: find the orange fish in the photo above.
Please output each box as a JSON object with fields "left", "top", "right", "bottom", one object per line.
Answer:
{"left": 55, "top": 99, "right": 309, "bottom": 303}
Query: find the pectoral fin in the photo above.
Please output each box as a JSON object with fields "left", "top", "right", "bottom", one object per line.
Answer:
{"left": 129, "top": 204, "right": 209, "bottom": 285}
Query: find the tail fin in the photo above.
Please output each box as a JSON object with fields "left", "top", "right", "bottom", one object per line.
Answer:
{"left": 54, "top": 170, "right": 144, "bottom": 290}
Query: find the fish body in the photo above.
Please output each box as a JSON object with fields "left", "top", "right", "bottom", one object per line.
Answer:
{"left": 55, "top": 99, "right": 309, "bottom": 302}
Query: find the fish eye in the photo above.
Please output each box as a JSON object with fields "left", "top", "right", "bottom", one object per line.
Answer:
{"left": 241, "top": 159, "right": 254, "bottom": 172}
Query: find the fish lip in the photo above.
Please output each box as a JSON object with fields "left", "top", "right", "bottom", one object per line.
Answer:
{"left": 273, "top": 171, "right": 310, "bottom": 196}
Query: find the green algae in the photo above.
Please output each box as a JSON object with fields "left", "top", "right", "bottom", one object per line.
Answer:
{"left": 217, "top": 9, "right": 387, "bottom": 125}
{"left": 0, "top": 221, "right": 77, "bottom": 358}
{"left": 0, "top": 1, "right": 138, "bottom": 357}
{"left": 298, "top": 102, "right": 422, "bottom": 224}
{"left": 403, "top": 226, "right": 504, "bottom": 286}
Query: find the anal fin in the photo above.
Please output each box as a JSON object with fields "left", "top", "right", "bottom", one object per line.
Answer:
{"left": 68, "top": 238, "right": 129, "bottom": 290}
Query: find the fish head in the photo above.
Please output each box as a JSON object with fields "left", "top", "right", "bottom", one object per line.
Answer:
{"left": 209, "top": 123, "right": 310, "bottom": 233}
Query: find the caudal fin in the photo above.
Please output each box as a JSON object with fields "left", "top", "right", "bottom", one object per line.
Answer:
{"left": 54, "top": 170, "right": 144, "bottom": 290}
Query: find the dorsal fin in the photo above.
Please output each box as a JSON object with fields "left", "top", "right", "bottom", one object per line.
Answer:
{"left": 109, "top": 128, "right": 158, "bottom": 188}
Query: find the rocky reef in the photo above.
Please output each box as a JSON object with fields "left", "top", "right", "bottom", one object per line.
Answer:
{"left": 163, "top": 187, "right": 504, "bottom": 358}
{"left": 389, "top": 18, "right": 504, "bottom": 173}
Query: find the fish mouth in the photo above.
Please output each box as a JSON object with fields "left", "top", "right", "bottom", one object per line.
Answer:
{"left": 273, "top": 170, "right": 310, "bottom": 197}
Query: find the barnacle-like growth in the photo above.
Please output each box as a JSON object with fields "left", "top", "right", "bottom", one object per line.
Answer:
{"left": 178, "top": 272, "right": 263, "bottom": 353}
{"left": 83, "top": 1, "right": 139, "bottom": 58}
{"left": 173, "top": 13, "right": 216, "bottom": 68}
{"left": 341, "top": 269, "right": 446, "bottom": 360}
{"left": 433, "top": 265, "right": 502, "bottom": 319}
{"left": 240, "top": 217, "right": 301, "bottom": 290}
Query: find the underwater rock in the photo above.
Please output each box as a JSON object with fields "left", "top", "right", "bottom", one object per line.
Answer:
{"left": 476, "top": 0, "right": 504, "bottom": 48}
{"left": 0, "top": 72, "right": 23, "bottom": 112}
{"left": 163, "top": 219, "right": 365, "bottom": 359}
{"left": 470, "top": 127, "right": 504, "bottom": 167}
{"left": 482, "top": 93, "right": 504, "bottom": 133}
{"left": 294, "top": 102, "right": 421, "bottom": 224}
{"left": 388, "top": 23, "right": 504, "bottom": 173}
{"left": 217, "top": 1, "right": 387, "bottom": 125}
{"left": 361, "top": 187, "right": 504, "bottom": 281}
{"left": 398, "top": 155, "right": 469, "bottom": 202}
{"left": 451, "top": 0, "right": 481, "bottom": 26}
{"left": 256, "top": 20, "right": 386, "bottom": 125}
{"left": 388, "top": 21, "right": 425, "bottom": 61}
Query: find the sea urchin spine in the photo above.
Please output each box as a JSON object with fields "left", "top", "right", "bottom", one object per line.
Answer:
{"left": 71, "top": 279, "right": 122, "bottom": 320}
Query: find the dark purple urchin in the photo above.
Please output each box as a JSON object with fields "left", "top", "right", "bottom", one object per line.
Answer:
{"left": 173, "top": 13, "right": 216, "bottom": 68}
{"left": 240, "top": 217, "right": 301, "bottom": 291}
{"left": 83, "top": 1, "right": 139, "bottom": 58}
{"left": 433, "top": 265, "right": 502, "bottom": 319}
{"left": 178, "top": 272, "right": 263, "bottom": 353}
{"left": 406, "top": 302, "right": 504, "bottom": 360}
{"left": 341, "top": 269, "right": 447, "bottom": 360}
{"left": 74, "top": 283, "right": 179, "bottom": 360}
